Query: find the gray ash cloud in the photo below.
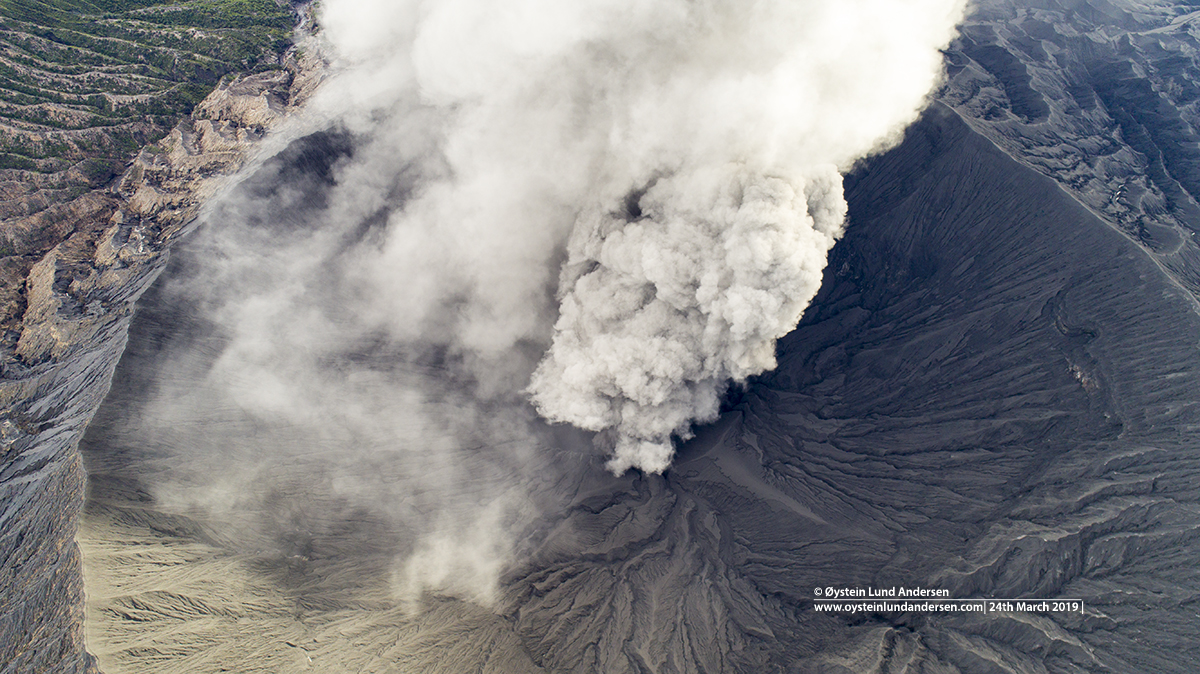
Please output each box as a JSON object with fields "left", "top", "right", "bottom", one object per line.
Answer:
{"left": 117, "top": 0, "right": 965, "bottom": 606}
{"left": 314, "top": 0, "right": 965, "bottom": 473}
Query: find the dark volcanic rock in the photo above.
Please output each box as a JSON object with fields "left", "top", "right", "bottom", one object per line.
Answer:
{"left": 942, "top": 0, "right": 1200, "bottom": 293}
{"left": 501, "top": 105, "right": 1200, "bottom": 673}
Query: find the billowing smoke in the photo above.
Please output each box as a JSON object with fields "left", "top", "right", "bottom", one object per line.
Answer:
{"left": 315, "top": 0, "right": 964, "bottom": 473}
{"left": 107, "top": 0, "right": 964, "bottom": 609}
{"left": 531, "top": 170, "right": 846, "bottom": 473}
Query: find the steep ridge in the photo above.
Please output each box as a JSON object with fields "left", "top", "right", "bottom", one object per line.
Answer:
{"left": 0, "top": 48, "right": 321, "bottom": 672}
{"left": 0, "top": 0, "right": 296, "bottom": 345}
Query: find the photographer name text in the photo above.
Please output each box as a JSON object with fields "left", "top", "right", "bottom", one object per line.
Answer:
{"left": 816, "top": 586, "right": 949, "bottom": 598}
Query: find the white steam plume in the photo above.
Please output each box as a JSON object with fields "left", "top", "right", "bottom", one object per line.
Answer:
{"left": 316, "top": 0, "right": 963, "bottom": 473}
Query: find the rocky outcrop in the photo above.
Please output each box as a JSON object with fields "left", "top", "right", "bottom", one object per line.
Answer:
{"left": 0, "top": 0, "right": 300, "bottom": 339}
{"left": 0, "top": 46, "right": 324, "bottom": 673}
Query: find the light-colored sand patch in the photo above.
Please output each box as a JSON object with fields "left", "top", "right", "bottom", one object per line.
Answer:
{"left": 79, "top": 499, "right": 544, "bottom": 674}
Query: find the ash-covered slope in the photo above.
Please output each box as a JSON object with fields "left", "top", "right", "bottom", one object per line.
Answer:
{"left": 500, "top": 104, "right": 1200, "bottom": 674}
{"left": 69, "top": 1, "right": 1200, "bottom": 672}
{"left": 78, "top": 103, "right": 1200, "bottom": 673}
{"left": 942, "top": 0, "right": 1200, "bottom": 293}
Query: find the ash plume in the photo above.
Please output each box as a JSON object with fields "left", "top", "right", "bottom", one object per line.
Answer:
{"left": 115, "top": 0, "right": 965, "bottom": 609}
{"left": 531, "top": 169, "right": 847, "bottom": 473}
{"left": 321, "top": 0, "right": 965, "bottom": 473}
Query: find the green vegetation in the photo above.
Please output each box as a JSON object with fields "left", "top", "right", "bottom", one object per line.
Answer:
{"left": 0, "top": 152, "right": 35, "bottom": 169}
{"left": 0, "top": 0, "right": 294, "bottom": 179}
